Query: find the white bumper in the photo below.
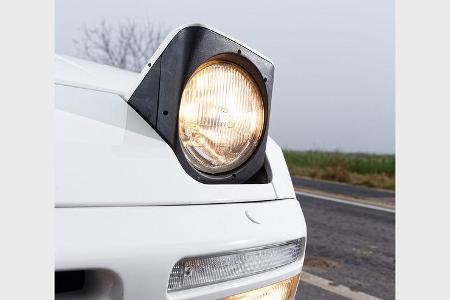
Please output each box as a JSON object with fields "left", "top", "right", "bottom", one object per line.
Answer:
{"left": 56, "top": 198, "right": 306, "bottom": 300}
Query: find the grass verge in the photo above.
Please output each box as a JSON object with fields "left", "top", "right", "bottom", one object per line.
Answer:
{"left": 283, "top": 151, "right": 395, "bottom": 190}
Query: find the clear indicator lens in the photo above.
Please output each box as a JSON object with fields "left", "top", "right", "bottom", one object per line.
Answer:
{"left": 178, "top": 61, "right": 265, "bottom": 174}
{"left": 168, "top": 239, "right": 305, "bottom": 291}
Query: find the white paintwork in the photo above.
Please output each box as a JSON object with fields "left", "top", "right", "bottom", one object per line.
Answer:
{"left": 267, "top": 138, "right": 297, "bottom": 200}
{"left": 56, "top": 198, "right": 306, "bottom": 300}
{"left": 55, "top": 55, "right": 137, "bottom": 97}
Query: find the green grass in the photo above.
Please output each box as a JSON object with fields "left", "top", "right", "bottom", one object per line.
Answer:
{"left": 283, "top": 151, "right": 395, "bottom": 190}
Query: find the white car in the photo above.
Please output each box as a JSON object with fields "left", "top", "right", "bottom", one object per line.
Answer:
{"left": 55, "top": 24, "right": 307, "bottom": 300}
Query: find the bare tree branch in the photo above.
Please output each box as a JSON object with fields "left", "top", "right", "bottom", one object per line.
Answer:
{"left": 74, "top": 20, "right": 168, "bottom": 72}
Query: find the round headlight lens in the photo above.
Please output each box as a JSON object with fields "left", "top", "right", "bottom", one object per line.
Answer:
{"left": 178, "top": 60, "right": 265, "bottom": 174}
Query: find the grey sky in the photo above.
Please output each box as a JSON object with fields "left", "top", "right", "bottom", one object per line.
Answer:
{"left": 55, "top": 0, "right": 394, "bottom": 154}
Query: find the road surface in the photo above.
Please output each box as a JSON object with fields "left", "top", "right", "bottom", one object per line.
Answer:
{"left": 294, "top": 183, "right": 395, "bottom": 299}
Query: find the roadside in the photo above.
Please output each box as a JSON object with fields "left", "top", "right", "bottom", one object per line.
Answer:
{"left": 284, "top": 151, "right": 395, "bottom": 191}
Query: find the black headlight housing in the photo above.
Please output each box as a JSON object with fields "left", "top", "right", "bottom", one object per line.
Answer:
{"left": 128, "top": 25, "right": 274, "bottom": 184}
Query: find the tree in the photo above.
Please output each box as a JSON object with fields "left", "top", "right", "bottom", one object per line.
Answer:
{"left": 74, "top": 20, "right": 168, "bottom": 72}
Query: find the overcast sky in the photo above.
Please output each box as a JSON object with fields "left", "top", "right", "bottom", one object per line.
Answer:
{"left": 55, "top": 0, "right": 394, "bottom": 154}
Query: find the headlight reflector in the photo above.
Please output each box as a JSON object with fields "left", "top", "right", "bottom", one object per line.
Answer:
{"left": 168, "top": 239, "right": 305, "bottom": 291}
{"left": 178, "top": 60, "right": 265, "bottom": 174}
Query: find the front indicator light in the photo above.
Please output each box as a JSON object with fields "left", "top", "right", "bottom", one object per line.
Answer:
{"left": 168, "top": 238, "right": 305, "bottom": 291}
{"left": 223, "top": 275, "right": 300, "bottom": 300}
{"left": 178, "top": 60, "right": 265, "bottom": 174}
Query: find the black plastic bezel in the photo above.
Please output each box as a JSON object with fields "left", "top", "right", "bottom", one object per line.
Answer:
{"left": 128, "top": 26, "right": 274, "bottom": 184}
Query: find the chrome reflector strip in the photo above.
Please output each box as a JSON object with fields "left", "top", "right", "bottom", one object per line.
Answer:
{"left": 168, "top": 238, "right": 305, "bottom": 291}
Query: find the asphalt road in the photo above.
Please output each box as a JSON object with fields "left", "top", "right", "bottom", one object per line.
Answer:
{"left": 295, "top": 192, "right": 395, "bottom": 299}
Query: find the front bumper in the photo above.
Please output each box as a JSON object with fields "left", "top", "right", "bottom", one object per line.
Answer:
{"left": 55, "top": 198, "right": 306, "bottom": 299}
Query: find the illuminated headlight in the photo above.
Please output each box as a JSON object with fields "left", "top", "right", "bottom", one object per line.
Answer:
{"left": 223, "top": 275, "right": 300, "bottom": 300}
{"left": 167, "top": 239, "right": 305, "bottom": 291}
{"left": 128, "top": 25, "right": 275, "bottom": 183}
{"left": 178, "top": 60, "right": 265, "bottom": 174}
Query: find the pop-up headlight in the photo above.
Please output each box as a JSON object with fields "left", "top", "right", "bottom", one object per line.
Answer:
{"left": 128, "top": 25, "right": 275, "bottom": 184}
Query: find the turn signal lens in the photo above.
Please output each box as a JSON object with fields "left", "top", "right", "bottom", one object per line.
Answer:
{"left": 223, "top": 275, "right": 300, "bottom": 300}
{"left": 178, "top": 60, "right": 265, "bottom": 174}
{"left": 168, "top": 239, "right": 305, "bottom": 291}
